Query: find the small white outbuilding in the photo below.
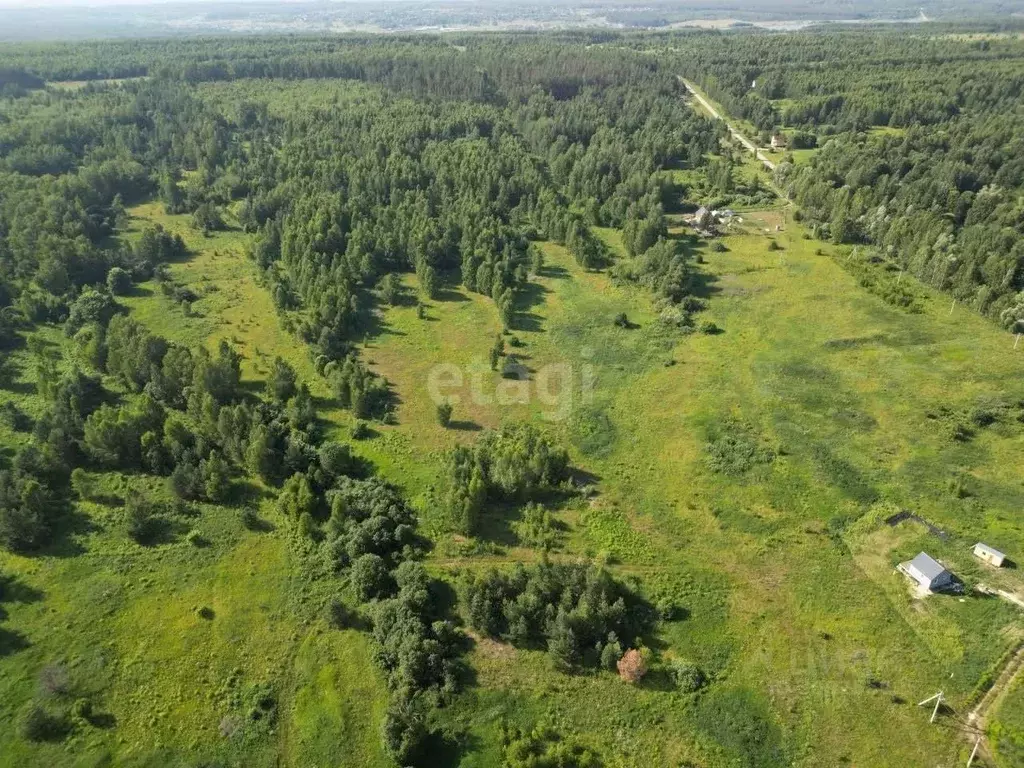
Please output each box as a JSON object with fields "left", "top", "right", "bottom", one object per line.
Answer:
{"left": 973, "top": 542, "right": 1006, "bottom": 567}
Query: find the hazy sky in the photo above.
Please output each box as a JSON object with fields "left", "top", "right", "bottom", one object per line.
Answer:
{"left": 0, "top": 0, "right": 330, "bottom": 7}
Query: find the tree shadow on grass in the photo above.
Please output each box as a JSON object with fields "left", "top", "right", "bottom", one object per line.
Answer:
{"left": 435, "top": 287, "right": 471, "bottom": 303}
{"left": 421, "top": 727, "right": 476, "bottom": 768}
{"left": 124, "top": 283, "right": 154, "bottom": 298}
{"left": 87, "top": 711, "right": 117, "bottom": 730}
{"left": 241, "top": 509, "right": 276, "bottom": 533}
{"left": 33, "top": 506, "right": 96, "bottom": 559}
{"left": 640, "top": 666, "right": 679, "bottom": 693}
{"left": 568, "top": 467, "right": 602, "bottom": 491}
{"left": 517, "top": 280, "right": 550, "bottom": 311}
{"left": 688, "top": 268, "right": 722, "bottom": 301}
{"left": 447, "top": 420, "right": 482, "bottom": 432}
{"left": 514, "top": 312, "right": 545, "bottom": 333}
{"left": 357, "top": 310, "right": 407, "bottom": 343}
{"left": 1, "top": 379, "right": 37, "bottom": 397}
{"left": 226, "top": 479, "right": 274, "bottom": 508}
{"left": 0, "top": 627, "right": 30, "bottom": 657}
{"left": 473, "top": 503, "right": 522, "bottom": 548}
{"left": 538, "top": 264, "right": 570, "bottom": 280}
{"left": 0, "top": 573, "right": 43, "bottom": 657}
{"left": 0, "top": 573, "right": 44, "bottom": 606}
{"left": 133, "top": 516, "right": 188, "bottom": 547}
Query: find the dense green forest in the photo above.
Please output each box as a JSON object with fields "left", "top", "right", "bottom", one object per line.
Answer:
{"left": 670, "top": 29, "right": 1024, "bottom": 323}
{"left": 0, "top": 34, "right": 722, "bottom": 766}
{"left": 2, "top": 27, "right": 1024, "bottom": 768}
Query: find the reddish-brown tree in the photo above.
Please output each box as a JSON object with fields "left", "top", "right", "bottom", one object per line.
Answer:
{"left": 617, "top": 649, "right": 648, "bottom": 683}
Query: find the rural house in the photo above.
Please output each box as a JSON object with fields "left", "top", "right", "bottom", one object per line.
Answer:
{"left": 973, "top": 542, "right": 1006, "bottom": 567}
{"left": 899, "top": 552, "right": 953, "bottom": 592}
{"left": 693, "top": 206, "right": 714, "bottom": 230}
{"left": 770, "top": 133, "right": 788, "bottom": 149}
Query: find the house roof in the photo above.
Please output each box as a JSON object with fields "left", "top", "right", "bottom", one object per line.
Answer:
{"left": 909, "top": 552, "right": 948, "bottom": 581}
{"left": 975, "top": 542, "right": 1005, "bottom": 559}
{"left": 695, "top": 206, "right": 709, "bottom": 217}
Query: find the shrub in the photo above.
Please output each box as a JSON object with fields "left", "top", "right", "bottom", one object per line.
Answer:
{"left": 185, "top": 529, "right": 206, "bottom": 547}
{"left": 613, "top": 312, "right": 630, "bottom": 328}
{"left": 437, "top": 400, "right": 453, "bottom": 428}
{"left": 190, "top": 202, "right": 224, "bottom": 233}
{"left": 106, "top": 267, "right": 132, "bottom": 295}
{"left": 501, "top": 723, "right": 602, "bottom": 767}
{"left": 70, "top": 698, "right": 93, "bottom": 726}
{"left": 38, "top": 662, "right": 70, "bottom": 696}
{"left": 350, "top": 553, "right": 393, "bottom": 602}
{"left": 946, "top": 420, "right": 974, "bottom": 443}
{"left": 319, "top": 442, "right": 355, "bottom": 477}
{"left": 19, "top": 703, "right": 70, "bottom": 742}
{"left": 657, "top": 598, "right": 681, "bottom": 621}
{"left": 240, "top": 508, "right": 260, "bottom": 530}
{"left": 600, "top": 633, "right": 623, "bottom": 670}
{"left": 670, "top": 659, "right": 707, "bottom": 693}
{"left": 125, "top": 492, "right": 162, "bottom": 544}
{"left": 710, "top": 241, "right": 728, "bottom": 253}
{"left": 698, "top": 320, "right": 720, "bottom": 334}
{"left": 617, "top": 648, "right": 648, "bottom": 683}
{"left": 382, "top": 699, "right": 428, "bottom": 766}
{"left": 351, "top": 421, "right": 371, "bottom": 440}
{"left": 512, "top": 502, "right": 558, "bottom": 550}
{"left": 705, "top": 422, "right": 775, "bottom": 475}
{"left": 767, "top": 240, "right": 782, "bottom": 252}
{"left": 948, "top": 474, "right": 970, "bottom": 499}
{"left": 70, "top": 468, "right": 93, "bottom": 501}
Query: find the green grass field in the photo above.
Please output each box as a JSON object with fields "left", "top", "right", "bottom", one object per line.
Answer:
{"left": 3, "top": 118, "right": 1024, "bottom": 767}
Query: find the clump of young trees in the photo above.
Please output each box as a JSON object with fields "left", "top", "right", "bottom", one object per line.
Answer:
{"left": 317, "top": 476, "right": 467, "bottom": 766}
{"left": 0, "top": 300, "right": 334, "bottom": 552}
{"left": 464, "top": 561, "right": 654, "bottom": 673}
{"left": 437, "top": 422, "right": 570, "bottom": 534}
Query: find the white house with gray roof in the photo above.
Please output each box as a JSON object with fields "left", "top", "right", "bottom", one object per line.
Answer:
{"left": 898, "top": 552, "right": 953, "bottom": 592}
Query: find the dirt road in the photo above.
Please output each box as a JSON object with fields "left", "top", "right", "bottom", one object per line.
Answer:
{"left": 679, "top": 77, "right": 777, "bottom": 172}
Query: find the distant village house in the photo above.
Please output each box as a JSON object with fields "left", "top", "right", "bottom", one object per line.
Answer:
{"left": 693, "top": 206, "right": 715, "bottom": 230}
{"left": 973, "top": 542, "right": 1006, "bottom": 567}
{"left": 770, "top": 133, "right": 788, "bottom": 150}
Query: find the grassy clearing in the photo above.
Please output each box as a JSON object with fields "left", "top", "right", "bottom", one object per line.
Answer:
{"left": 194, "top": 79, "right": 381, "bottom": 118}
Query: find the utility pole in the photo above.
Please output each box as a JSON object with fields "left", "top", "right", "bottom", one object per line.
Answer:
{"left": 918, "top": 691, "right": 944, "bottom": 723}
{"left": 966, "top": 736, "right": 981, "bottom": 767}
